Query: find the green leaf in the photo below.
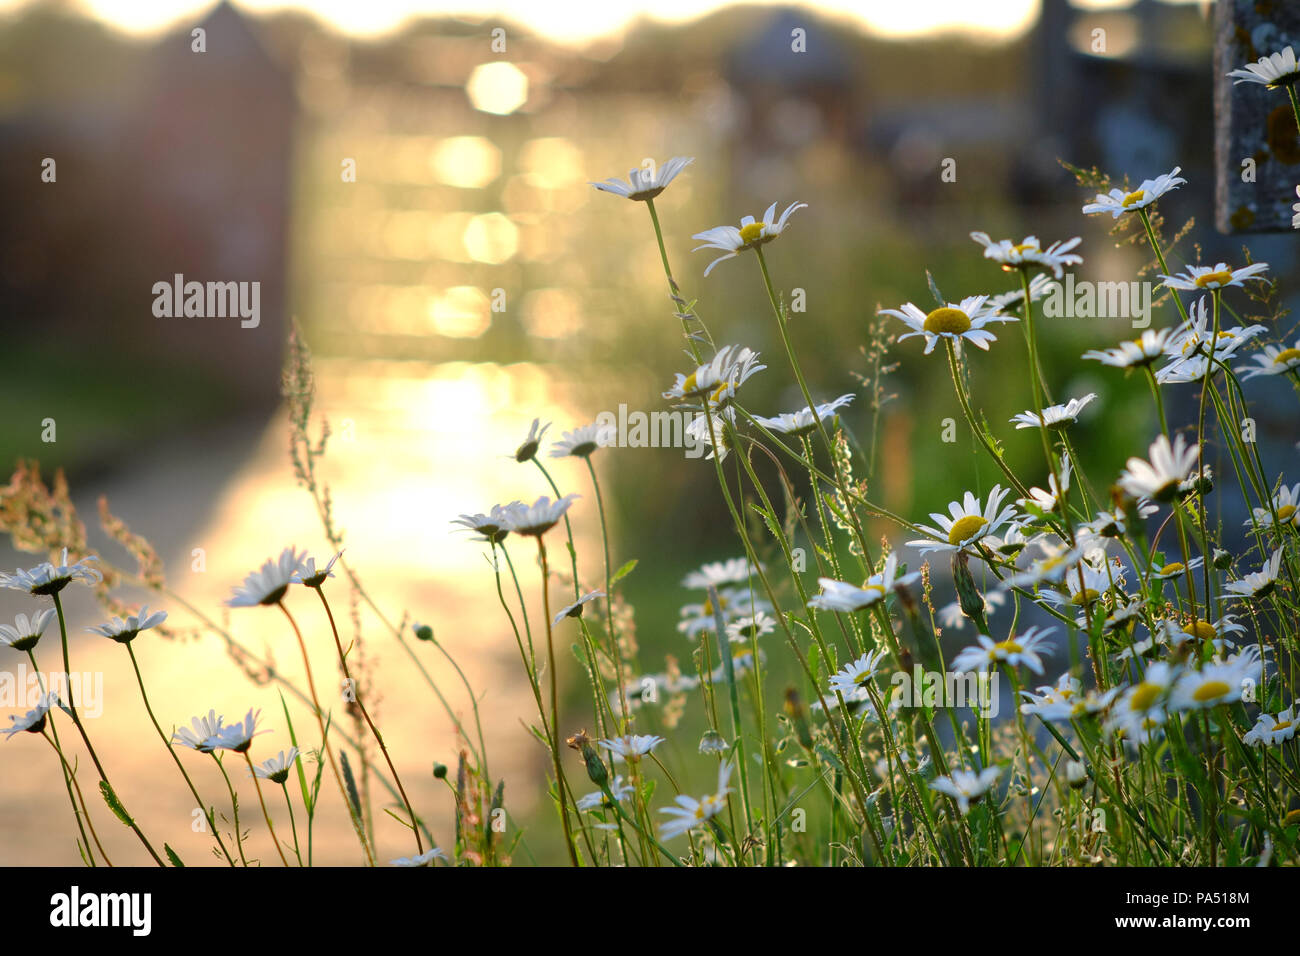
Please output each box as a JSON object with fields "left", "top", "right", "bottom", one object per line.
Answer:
{"left": 926, "top": 270, "right": 945, "bottom": 308}
{"left": 99, "top": 780, "right": 133, "bottom": 827}
{"left": 610, "top": 558, "right": 638, "bottom": 585}
{"left": 164, "top": 844, "right": 185, "bottom": 867}
{"left": 339, "top": 749, "right": 363, "bottom": 822}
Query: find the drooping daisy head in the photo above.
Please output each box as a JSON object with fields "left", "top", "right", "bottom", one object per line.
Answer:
{"left": 1222, "top": 548, "right": 1284, "bottom": 600}
{"left": 589, "top": 156, "right": 693, "bottom": 202}
{"left": 1117, "top": 433, "right": 1200, "bottom": 503}
{"left": 906, "top": 484, "right": 1017, "bottom": 555}
{"left": 692, "top": 201, "right": 807, "bottom": 276}
{"left": 930, "top": 766, "right": 1001, "bottom": 815}
{"left": 987, "top": 272, "right": 1055, "bottom": 316}
{"left": 752, "top": 393, "right": 855, "bottom": 437}
{"left": 969, "top": 232, "right": 1083, "bottom": 278}
{"left": 880, "top": 295, "right": 1014, "bottom": 356}
{"left": 1010, "top": 393, "right": 1096, "bottom": 431}
{"left": 251, "top": 747, "right": 300, "bottom": 784}
{"left": 173, "top": 709, "right": 226, "bottom": 754}
{"left": 85, "top": 605, "right": 168, "bottom": 645}
{"left": 451, "top": 504, "right": 517, "bottom": 545}
{"left": 502, "top": 495, "right": 580, "bottom": 537}
{"left": 210, "top": 708, "right": 268, "bottom": 754}
{"left": 0, "top": 548, "right": 102, "bottom": 597}
{"left": 2, "top": 691, "right": 60, "bottom": 740}
{"left": 682, "top": 557, "right": 758, "bottom": 590}
{"left": 226, "top": 547, "right": 309, "bottom": 608}
{"left": 552, "top": 589, "right": 605, "bottom": 625}
{"left": 0, "top": 609, "right": 57, "bottom": 653}
{"left": 550, "top": 422, "right": 616, "bottom": 459}
{"left": 1228, "top": 46, "right": 1300, "bottom": 88}
{"left": 1081, "top": 167, "right": 1186, "bottom": 218}
{"left": 807, "top": 553, "right": 920, "bottom": 613}
{"left": 599, "top": 733, "right": 665, "bottom": 763}
{"left": 1082, "top": 327, "right": 1175, "bottom": 369}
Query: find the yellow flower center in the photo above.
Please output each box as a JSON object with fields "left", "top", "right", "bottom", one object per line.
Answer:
{"left": 923, "top": 307, "right": 972, "bottom": 335}
{"left": 1278, "top": 504, "right": 1297, "bottom": 522}
{"left": 682, "top": 372, "right": 699, "bottom": 394}
{"left": 1275, "top": 720, "right": 1293, "bottom": 731}
{"left": 1121, "top": 189, "right": 1146, "bottom": 208}
{"left": 1011, "top": 242, "right": 1037, "bottom": 255}
{"left": 1182, "top": 620, "right": 1217, "bottom": 643}
{"left": 1194, "top": 269, "right": 1234, "bottom": 288}
{"left": 700, "top": 595, "right": 728, "bottom": 617}
{"left": 946, "top": 514, "right": 987, "bottom": 546}
{"left": 1192, "top": 680, "right": 1231, "bottom": 703}
{"left": 1275, "top": 347, "right": 1300, "bottom": 365}
{"left": 1160, "top": 562, "right": 1185, "bottom": 575}
{"left": 1130, "top": 682, "right": 1161, "bottom": 711}
{"left": 994, "top": 639, "right": 1023, "bottom": 656}
{"left": 1284, "top": 808, "right": 1300, "bottom": 827}
{"left": 739, "top": 221, "right": 766, "bottom": 244}
{"left": 1070, "top": 588, "right": 1101, "bottom": 606}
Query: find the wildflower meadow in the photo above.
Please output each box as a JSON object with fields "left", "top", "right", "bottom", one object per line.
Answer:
{"left": 2, "top": 7, "right": 1300, "bottom": 912}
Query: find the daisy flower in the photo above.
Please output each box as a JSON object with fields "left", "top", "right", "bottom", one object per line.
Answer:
{"left": 1227, "top": 46, "right": 1300, "bottom": 88}
{"left": 513, "top": 418, "right": 550, "bottom": 463}
{"left": 1237, "top": 340, "right": 1300, "bottom": 380}
{"left": 2, "top": 691, "right": 59, "bottom": 740}
{"left": 1222, "top": 549, "right": 1284, "bottom": 600}
{"left": 553, "top": 589, "right": 604, "bottom": 625}
{"left": 1149, "top": 556, "right": 1203, "bottom": 581}
{"left": 1246, "top": 482, "right": 1299, "bottom": 530}
{"left": 451, "top": 505, "right": 517, "bottom": 545}
{"left": 1117, "top": 434, "right": 1199, "bottom": 502}
{"left": 988, "top": 272, "right": 1054, "bottom": 314}
{"left": 502, "top": 495, "right": 579, "bottom": 537}
{"left": 1162, "top": 614, "right": 1245, "bottom": 653}
{"left": 906, "top": 485, "right": 1017, "bottom": 555}
{"left": 550, "top": 422, "right": 616, "bottom": 459}
{"left": 879, "top": 295, "right": 1014, "bottom": 355}
{"left": 1002, "top": 538, "right": 1088, "bottom": 590}
{"left": 1160, "top": 262, "right": 1269, "bottom": 291}
{"left": 85, "top": 605, "right": 167, "bottom": 644}
{"left": 1081, "top": 327, "right": 1175, "bottom": 368}
{"left": 724, "top": 611, "right": 776, "bottom": 643}
{"left": 951, "top": 626, "right": 1054, "bottom": 675}
{"left": 663, "top": 345, "right": 766, "bottom": 409}
{"left": 677, "top": 586, "right": 770, "bottom": 638}
{"left": 0, "top": 609, "right": 56, "bottom": 652}
{"left": 1039, "top": 554, "right": 1126, "bottom": 609}
{"left": 226, "top": 547, "right": 308, "bottom": 608}
{"left": 293, "top": 551, "right": 343, "bottom": 588}
{"left": 1156, "top": 298, "right": 1267, "bottom": 383}
{"left": 1169, "top": 652, "right": 1262, "bottom": 712}
{"left": 173, "top": 710, "right": 226, "bottom": 753}
{"left": 391, "top": 847, "right": 448, "bottom": 866}
{"left": 0, "top": 548, "right": 102, "bottom": 597}
{"left": 827, "top": 648, "right": 890, "bottom": 698}
{"left": 210, "top": 708, "right": 267, "bottom": 754}
{"left": 682, "top": 557, "right": 758, "bottom": 590}
{"left": 969, "top": 232, "right": 1083, "bottom": 278}
{"left": 589, "top": 156, "right": 693, "bottom": 202}
{"left": 599, "top": 734, "right": 664, "bottom": 763}
{"left": 751, "top": 393, "right": 854, "bottom": 437}
{"left": 1017, "top": 454, "right": 1072, "bottom": 515}
{"left": 1081, "top": 167, "right": 1186, "bottom": 218}
{"left": 938, "top": 589, "right": 1007, "bottom": 631}
{"left": 576, "top": 776, "right": 635, "bottom": 826}
{"left": 658, "top": 760, "right": 734, "bottom": 838}
{"left": 686, "top": 408, "right": 735, "bottom": 462}
{"left": 1009, "top": 393, "right": 1096, "bottom": 430}
{"left": 1243, "top": 704, "right": 1300, "bottom": 747}
{"left": 251, "top": 747, "right": 300, "bottom": 784}
{"left": 692, "top": 201, "right": 807, "bottom": 276}
{"left": 807, "top": 553, "right": 920, "bottom": 612}
{"left": 1108, "top": 661, "right": 1179, "bottom": 743}
{"left": 930, "top": 766, "right": 1001, "bottom": 815}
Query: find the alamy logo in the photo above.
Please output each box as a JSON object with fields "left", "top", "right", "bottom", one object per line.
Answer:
{"left": 151, "top": 274, "right": 261, "bottom": 328}
{"left": 1040, "top": 274, "right": 1153, "bottom": 329}
{"left": 1, "top": 664, "right": 102, "bottom": 718}
{"left": 49, "top": 886, "right": 151, "bottom": 936}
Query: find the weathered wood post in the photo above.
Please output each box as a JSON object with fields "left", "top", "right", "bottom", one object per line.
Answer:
{"left": 1214, "top": 0, "right": 1300, "bottom": 232}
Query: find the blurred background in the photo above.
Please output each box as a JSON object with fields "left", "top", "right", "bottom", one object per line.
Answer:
{"left": 1, "top": 0, "right": 1297, "bottom": 865}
